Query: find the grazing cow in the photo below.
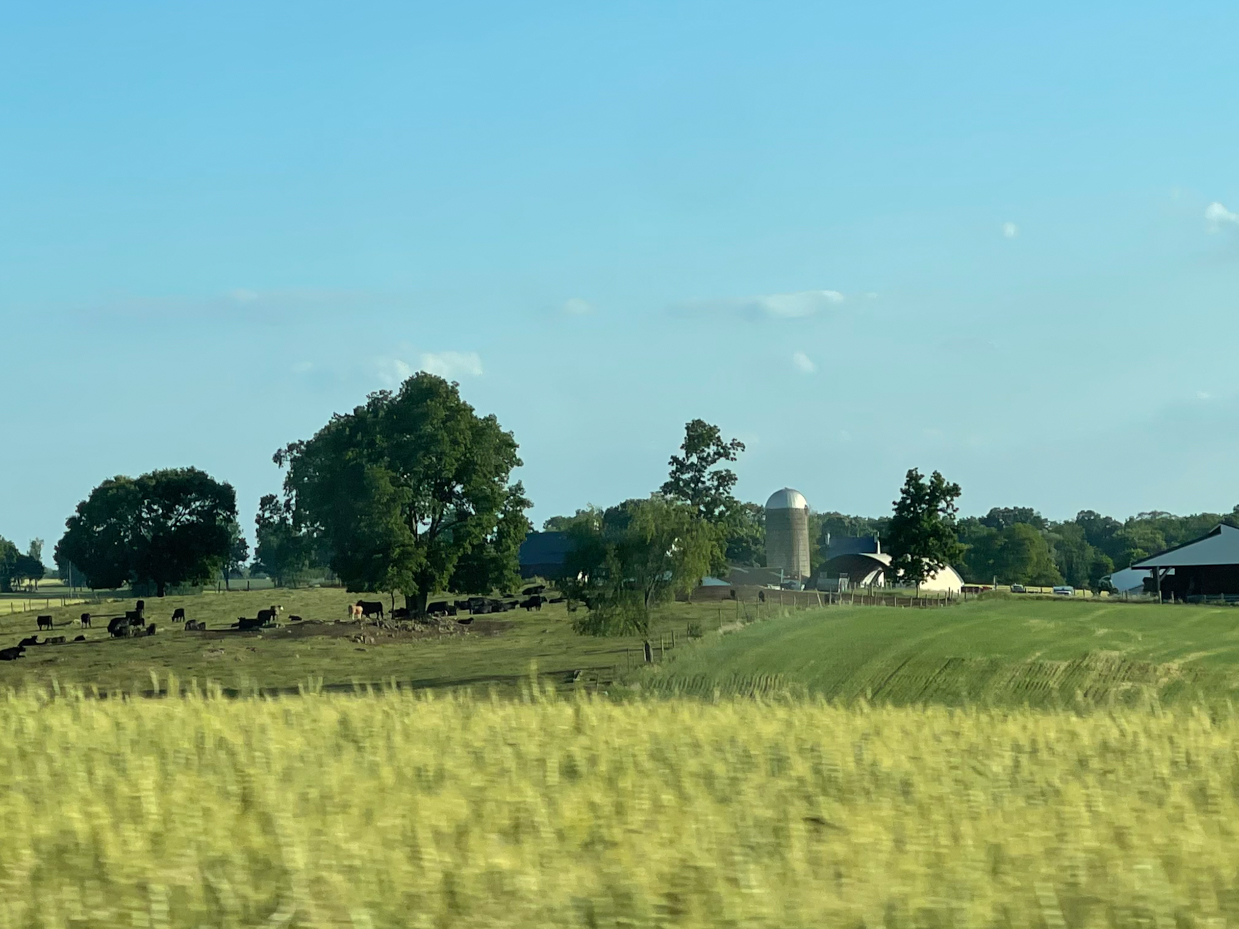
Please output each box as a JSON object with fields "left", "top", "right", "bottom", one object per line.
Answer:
{"left": 80, "top": 612, "right": 92, "bottom": 628}
{"left": 73, "top": 635, "right": 85, "bottom": 642}
{"left": 108, "top": 617, "right": 131, "bottom": 638}
{"left": 355, "top": 601, "right": 384, "bottom": 621}
{"left": 466, "top": 597, "right": 489, "bottom": 615}
{"left": 0, "top": 645, "right": 25, "bottom": 661}
{"left": 18, "top": 636, "right": 38, "bottom": 648}
{"left": 520, "top": 596, "right": 544, "bottom": 612}
{"left": 36, "top": 615, "right": 53, "bottom": 631}
{"left": 256, "top": 608, "right": 278, "bottom": 625}
{"left": 426, "top": 601, "right": 458, "bottom": 617}
{"left": 171, "top": 608, "right": 185, "bottom": 623}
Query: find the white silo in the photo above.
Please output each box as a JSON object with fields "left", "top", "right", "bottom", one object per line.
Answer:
{"left": 765, "top": 488, "right": 811, "bottom": 580}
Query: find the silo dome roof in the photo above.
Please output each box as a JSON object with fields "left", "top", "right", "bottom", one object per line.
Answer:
{"left": 765, "top": 487, "right": 808, "bottom": 510}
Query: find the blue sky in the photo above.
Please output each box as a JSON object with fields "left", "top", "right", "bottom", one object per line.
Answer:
{"left": 4, "top": 0, "right": 1239, "bottom": 552}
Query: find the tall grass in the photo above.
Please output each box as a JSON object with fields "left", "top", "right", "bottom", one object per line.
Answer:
{"left": 2, "top": 682, "right": 1237, "bottom": 927}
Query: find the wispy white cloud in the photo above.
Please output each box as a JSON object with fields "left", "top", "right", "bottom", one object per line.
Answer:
{"left": 420, "top": 351, "right": 484, "bottom": 379}
{"left": 374, "top": 357, "right": 415, "bottom": 387}
{"left": 1002, "top": 222, "right": 1019, "bottom": 239}
{"left": 562, "top": 297, "right": 594, "bottom": 315}
{"left": 756, "top": 290, "right": 844, "bottom": 318}
{"left": 291, "top": 361, "right": 314, "bottom": 374}
{"left": 1206, "top": 202, "right": 1239, "bottom": 232}
{"left": 792, "top": 351, "right": 816, "bottom": 374}
{"left": 673, "top": 289, "right": 848, "bottom": 320}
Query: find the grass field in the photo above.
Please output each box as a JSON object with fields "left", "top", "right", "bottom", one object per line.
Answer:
{"left": 4, "top": 687, "right": 1239, "bottom": 928}
{"left": 636, "top": 597, "right": 1239, "bottom": 707}
{"left": 0, "top": 586, "right": 703, "bottom": 696}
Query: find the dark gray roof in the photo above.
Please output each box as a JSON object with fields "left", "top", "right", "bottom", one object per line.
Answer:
{"left": 826, "top": 536, "right": 881, "bottom": 557}
{"left": 518, "top": 531, "right": 573, "bottom": 567}
{"left": 1131, "top": 524, "right": 1239, "bottom": 568}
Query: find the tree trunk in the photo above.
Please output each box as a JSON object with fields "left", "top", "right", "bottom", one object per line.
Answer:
{"left": 405, "top": 591, "right": 430, "bottom": 615}
{"left": 156, "top": 580, "right": 166, "bottom": 597}
{"left": 223, "top": 567, "right": 231, "bottom": 592}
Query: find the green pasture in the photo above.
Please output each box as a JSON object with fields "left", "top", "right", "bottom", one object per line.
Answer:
{"left": 634, "top": 597, "right": 1239, "bottom": 707}
{"left": 6, "top": 590, "right": 1239, "bottom": 708}
{"left": 0, "top": 587, "right": 699, "bottom": 696}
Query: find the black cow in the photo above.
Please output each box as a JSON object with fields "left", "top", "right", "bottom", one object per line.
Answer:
{"left": 108, "top": 617, "right": 132, "bottom": 638}
{"left": 145, "top": 624, "right": 156, "bottom": 636}
{"left": 171, "top": 608, "right": 185, "bottom": 623}
{"left": 36, "top": 615, "right": 53, "bottom": 631}
{"left": 0, "top": 645, "right": 25, "bottom": 661}
{"left": 355, "top": 600, "right": 384, "bottom": 620}
{"left": 236, "top": 617, "right": 267, "bottom": 631}
{"left": 135, "top": 600, "right": 146, "bottom": 614}
{"left": 256, "top": 608, "right": 278, "bottom": 625}
{"left": 18, "top": 636, "right": 38, "bottom": 648}
{"left": 73, "top": 635, "right": 86, "bottom": 642}
{"left": 43, "top": 637, "right": 65, "bottom": 645}
{"left": 391, "top": 607, "right": 411, "bottom": 620}
{"left": 125, "top": 610, "right": 144, "bottom": 626}
{"left": 288, "top": 615, "right": 303, "bottom": 623}
{"left": 80, "top": 612, "right": 92, "bottom": 628}
{"left": 521, "top": 584, "right": 546, "bottom": 596}
{"left": 520, "top": 596, "right": 544, "bottom": 611}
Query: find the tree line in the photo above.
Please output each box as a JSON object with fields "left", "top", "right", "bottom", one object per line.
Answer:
{"left": 35, "top": 370, "right": 1236, "bottom": 606}
{"left": 0, "top": 537, "right": 45, "bottom": 593}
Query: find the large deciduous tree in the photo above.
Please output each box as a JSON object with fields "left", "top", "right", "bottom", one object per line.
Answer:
{"left": 660, "top": 419, "right": 745, "bottom": 522}
{"left": 885, "top": 468, "right": 964, "bottom": 591}
{"left": 568, "top": 496, "right": 714, "bottom": 641}
{"left": 275, "top": 373, "right": 526, "bottom": 612}
{"left": 0, "top": 536, "right": 18, "bottom": 593}
{"left": 449, "top": 484, "right": 533, "bottom": 595}
{"left": 253, "top": 494, "right": 313, "bottom": 587}
{"left": 660, "top": 419, "right": 749, "bottom": 574}
{"left": 56, "top": 468, "right": 237, "bottom": 596}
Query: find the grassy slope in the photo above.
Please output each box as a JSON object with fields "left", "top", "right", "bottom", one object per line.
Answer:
{"left": 636, "top": 598, "right": 1239, "bottom": 707}
{"left": 0, "top": 588, "right": 685, "bottom": 695}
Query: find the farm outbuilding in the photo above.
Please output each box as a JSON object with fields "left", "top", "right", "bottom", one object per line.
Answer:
{"left": 816, "top": 536, "right": 889, "bottom": 590}
{"left": 517, "top": 531, "right": 574, "bottom": 580}
{"left": 1130, "top": 524, "right": 1239, "bottom": 601}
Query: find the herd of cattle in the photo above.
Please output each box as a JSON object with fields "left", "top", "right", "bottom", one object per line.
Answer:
{"left": 347, "top": 586, "right": 559, "bottom": 623}
{"left": 0, "top": 585, "right": 561, "bottom": 662}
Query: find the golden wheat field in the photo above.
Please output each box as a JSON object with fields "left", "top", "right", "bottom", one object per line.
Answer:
{"left": 2, "top": 683, "right": 1238, "bottom": 928}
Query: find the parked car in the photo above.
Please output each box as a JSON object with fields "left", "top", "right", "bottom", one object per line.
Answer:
{"left": 1010, "top": 584, "right": 1026, "bottom": 593}
{"left": 1052, "top": 586, "right": 1074, "bottom": 596}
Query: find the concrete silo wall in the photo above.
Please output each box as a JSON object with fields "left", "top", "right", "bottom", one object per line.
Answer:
{"left": 765, "top": 506, "right": 811, "bottom": 579}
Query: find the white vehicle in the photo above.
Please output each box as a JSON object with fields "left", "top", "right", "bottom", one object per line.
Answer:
{"left": 1052, "top": 586, "right": 1074, "bottom": 597}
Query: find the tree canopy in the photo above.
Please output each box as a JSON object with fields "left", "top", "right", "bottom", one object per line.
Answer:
{"left": 0, "top": 536, "right": 18, "bottom": 593}
{"left": 275, "top": 373, "right": 526, "bottom": 611}
{"left": 56, "top": 468, "right": 237, "bottom": 596}
{"left": 885, "top": 469, "right": 964, "bottom": 589}
{"left": 660, "top": 419, "right": 745, "bottom": 522}
{"left": 566, "top": 496, "right": 714, "bottom": 639}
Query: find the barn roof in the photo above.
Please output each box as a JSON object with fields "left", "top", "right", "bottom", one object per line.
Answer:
{"left": 1130, "top": 524, "right": 1239, "bottom": 568}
